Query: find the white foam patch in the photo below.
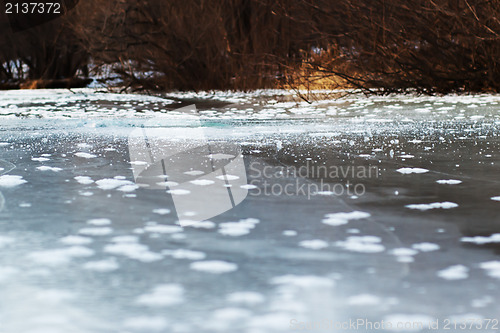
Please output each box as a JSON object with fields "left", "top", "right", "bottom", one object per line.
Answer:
{"left": 216, "top": 175, "right": 240, "bottom": 181}
{"left": 436, "top": 179, "right": 462, "bottom": 185}
{"left": 322, "top": 211, "right": 371, "bottom": 226}
{"left": 74, "top": 152, "right": 97, "bottom": 159}
{"left": 144, "top": 225, "right": 183, "bottom": 234}
{"left": 479, "top": 261, "right": 500, "bottom": 279}
{"left": 240, "top": 184, "right": 257, "bottom": 189}
{"left": 178, "top": 220, "right": 216, "bottom": 229}
{"left": 283, "top": 230, "right": 297, "bottom": 236}
{"left": 28, "top": 246, "right": 95, "bottom": 266}
{"left": 335, "top": 236, "right": 385, "bottom": 253}
{"left": 74, "top": 176, "right": 94, "bottom": 184}
{"left": 153, "top": 208, "right": 171, "bottom": 215}
{"left": 396, "top": 168, "right": 429, "bottom": 174}
{"left": 87, "top": 218, "right": 112, "bottom": 226}
{"left": 136, "top": 284, "right": 184, "bottom": 307}
{"left": 460, "top": 234, "right": 500, "bottom": 245}
{"left": 123, "top": 316, "right": 169, "bottom": 331}
{"left": 36, "top": 166, "right": 62, "bottom": 172}
{"left": 207, "top": 153, "right": 235, "bottom": 160}
{"left": 184, "top": 170, "right": 204, "bottom": 176}
{"left": 383, "top": 314, "right": 434, "bottom": 331}
{"left": 227, "top": 291, "right": 265, "bottom": 305}
{"left": 32, "top": 157, "right": 50, "bottom": 162}
{"left": 411, "top": 243, "right": 440, "bottom": 252}
{"left": 104, "top": 243, "right": 162, "bottom": 262}
{"left": 129, "top": 161, "right": 148, "bottom": 166}
{"left": 0, "top": 175, "right": 27, "bottom": 188}
{"left": 156, "top": 181, "right": 179, "bottom": 187}
{"left": 190, "top": 260, "right": 238, "bottom": 274}
{"left": 167, "top": 189, "right": 191, "bottom": 195}
{"left": 95, "top": 178, "right": 134, "bottom": 190}
{"left": 270, "top": 275, "right": 334, "bottom": 288}
{"left": 437, "top": 265, "right": 469, "bottom": 280}
{"left": 348, "top": 294, "right": 381, "bottom": 306}
{"left": 390, "top": 248, "right": 418, "bottom": 256}
{"left": 405, "top": 202, "right": 458, "bottom": 210}
{"left": 491, "top": 196, "right": 500, "bottom": 201}
{"left": 299, "top": 239, "right": 329, "bottom": 250}
{"left": 83, "top": 258, "right": 119, "bottom": 272}
{"left": 471, "top": 296, "right": 493, "bottom": 308}
{"left": 79, "top": 227, "right": 113, "bottom": 236}
{"left": 117, "top": 184, "right": 140, "bottom": 192}
{"left": 218, "top": 218, "right": 259, "bottom": 237}
{"left": 59, "top": 235, "right": 93, "bottom": 245}
{"left": 189, "top": 179, "right": 215, "bottom": 186}
{"left": 161, "top": 249, "right": 206, "bottom": 260}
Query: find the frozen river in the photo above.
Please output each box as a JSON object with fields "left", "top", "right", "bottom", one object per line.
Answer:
{"left": 0, "top": 89, "right": 500, "bottom": 332}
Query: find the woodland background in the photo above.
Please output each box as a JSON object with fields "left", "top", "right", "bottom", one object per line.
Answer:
{"left": 0, "top": 0, "right": 499, "bottom": 93}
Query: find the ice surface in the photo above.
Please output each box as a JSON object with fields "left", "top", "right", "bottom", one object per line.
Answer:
{"left": 0, "top": 90, "right": 499, "bottom": 332}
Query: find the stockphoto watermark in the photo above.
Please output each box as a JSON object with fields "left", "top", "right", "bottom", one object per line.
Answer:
{"left": 289, "top": 317, "right": 499, "bottom": 331}
{"left": 248, "top": 161, "right": 379, "bottom": 199}
{"left": 127, "top": 105, "right": 250, "bottom": 223}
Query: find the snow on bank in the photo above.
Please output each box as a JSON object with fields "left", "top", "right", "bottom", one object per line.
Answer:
{"left": 0, "top": 88, "right": 499, "bottom": 120}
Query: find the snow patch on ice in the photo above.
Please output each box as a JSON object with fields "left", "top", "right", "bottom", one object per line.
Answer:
{"left": 190, "top": 260, "right": 238, "bottom": 274}
{"left": 437, "top": 265, "right": 469, "bottom": 280}
{"left": 87, "top": 218, "right": 112, "bottom": 226}
{"left": 83, "top": 258, "right": 120, "bottom": 272}
{"left": 218, "top": 218, "right": 259, "bottom": 237}
{"left": 436, "top": 179, "right": 462, "bottom": 185}
{"left": 161, "top": 249, "right": 206, "bottom": 260}
{"left": 479, "top": 261, "right": 500, "bottom": 279}
{"left": 189, "top": 179, "right": 215, "bottom": 186}
{"left": 60, "top": 235, "right": 93, "bottom": 245}
{"left": 406, "top": 202, "right": 458, "bottom": 210}
{"left": 144, "top": 224, "right": 183, "bottom": 234}
{"left": 79, "top": 227, "right": 113, "bottom": 236}
{"left": 411, "top": 243, "right": 440, "bottom": 252}
{"left": 104, "top": 242, "right": 162, "bottom": 262}
{"left": 75, "top": 152, "right": 97, "bottom": 159}
{"left": 461, "top": 234, "right": 500, "bottom": 244}
{"left": 74, "top": 176, "right": 94, "bottom": 185}
{"left": 299, "top": 239, "right": 329, "bottom": 250}
{"left": 322, "top": 211, "right": 371, "bottom": 226}
{"left": 28, "top": 246, "right": 95, "bottom": 266}
{"left": 36, "top": 166, "right": 62, "bottom": 172}
{"left": 96, "top": 178, "right": 134, "bottom": 190}
{"left": 396, "top": 168, "right": 429, "bottom": 174}
{"left": 136, "top": 284, "right": 184, "bottom": 307}
{"left": 335, "top": 236, "right": 385, "bottom": 253}
{"left": 152, "top": 208, "right": 171, "bottom": 215}
{"left": 0, "top": 175, "right": 27, "bottom": 188}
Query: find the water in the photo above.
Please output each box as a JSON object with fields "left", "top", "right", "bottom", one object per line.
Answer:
{"left": 0, "top": 89, "right": 499, "bottom": 332}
